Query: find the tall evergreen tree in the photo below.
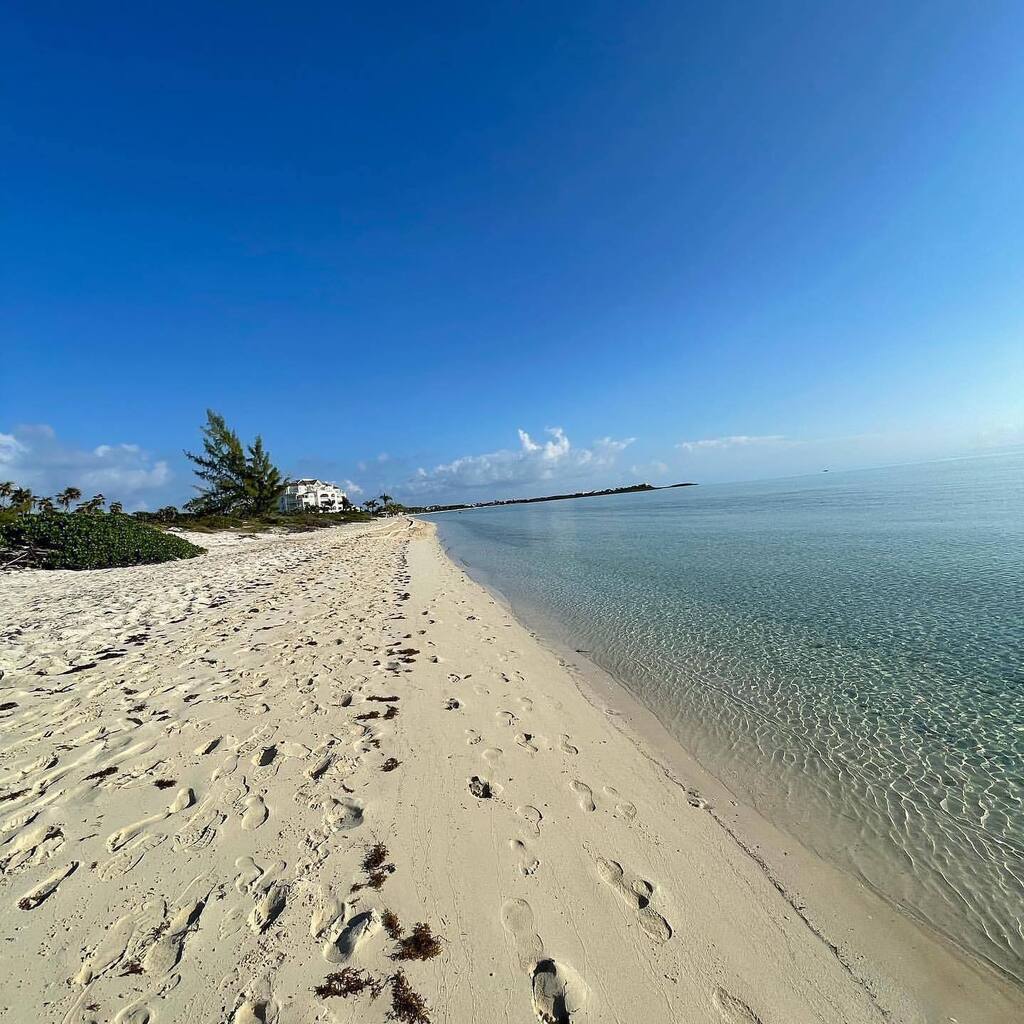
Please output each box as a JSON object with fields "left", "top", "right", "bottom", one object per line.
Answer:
{"left": 245, "top": 435, "right": 286, "bottom": 515}
{"left": 184, "top": 410, "right": 286, "bottom": 515}
{"left": 184, "top": 411, "right": 248, "bottom": 514}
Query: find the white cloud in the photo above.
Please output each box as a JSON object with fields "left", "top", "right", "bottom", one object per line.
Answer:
{"left": 339, "top": 478, "right": 364, "bottom": 496}
{"left": 676, "top": 434, "right": 787, "bottom": 452}
{"left": 407, "top": 427, "right": 635, "bottom": 497}
{"left": 0, "top": 433, "right": 28, "bottom": 464}
{"left": 0, "top": 424, "right": 172, "bottom": 509}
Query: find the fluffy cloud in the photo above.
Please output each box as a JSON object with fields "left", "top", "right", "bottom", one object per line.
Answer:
{"left": 339, "top": 478, "right": 364, "bottom": 496}
{"left": 0, "top": 424, "right": 171, "bottom": 508}
{"left": 676, "top": 434, "right": 787, "bottom": 452}
{"left": 408, "top": 427, "right": 635, "bottom": 498}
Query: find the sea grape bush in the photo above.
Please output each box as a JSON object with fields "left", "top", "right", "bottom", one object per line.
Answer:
{"left": 0, "top": 512, "right": 205, "bottom": 570}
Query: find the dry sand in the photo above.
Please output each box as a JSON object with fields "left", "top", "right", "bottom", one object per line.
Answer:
{"left": 0, "top": 519, "right": 1019, "bottom": 1023}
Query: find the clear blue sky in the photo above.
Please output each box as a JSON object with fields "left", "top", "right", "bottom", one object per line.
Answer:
{"left": 3, "top": 2, "right": 1022, "bottom": 507}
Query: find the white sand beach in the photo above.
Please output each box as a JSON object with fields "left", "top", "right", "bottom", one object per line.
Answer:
{"left": 0, "top": 519, "right": 1018, "bottom": 1023}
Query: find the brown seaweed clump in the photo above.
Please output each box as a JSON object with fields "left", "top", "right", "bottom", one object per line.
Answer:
{"left": 315, "top": 967, "right": 384, "bottom": 999}
{"left": 388, "top": 970, "right": 431, "bottom": 1023}
{"left": 382, "top": 908, "right": 403, "bottom": 940}
{"left": 393, "top": 922, "right": 443, "bottom": 961}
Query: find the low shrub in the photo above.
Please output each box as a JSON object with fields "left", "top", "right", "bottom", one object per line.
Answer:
{"left": 135, "top": 509, "right": 372, "bottom": 534}
{"left": 0, "top": 512, "right": 206, "bottom": 570}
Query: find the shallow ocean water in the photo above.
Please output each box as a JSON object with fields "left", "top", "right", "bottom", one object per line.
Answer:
{"left": 433, "top": 452, "right": 1024, "bottom": 981}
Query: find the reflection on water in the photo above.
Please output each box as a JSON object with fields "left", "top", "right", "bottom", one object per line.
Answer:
{"left": 434, "top": 453, "right": 1024, "bottom": 981}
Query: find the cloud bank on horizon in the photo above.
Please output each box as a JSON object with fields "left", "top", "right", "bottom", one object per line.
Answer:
{"left": 406, "top": 427, "right": 636, "bottom": 498}
{"left": 0, "top": 425, "right": 172, "bottom": 510}
{"left": 4, "top": 419, "right": 1023, "bottom": 512}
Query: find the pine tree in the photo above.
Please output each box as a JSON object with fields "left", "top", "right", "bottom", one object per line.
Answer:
{"left": 184, "top": 411, "right": 286, "bottom": 515}
{"left": 184, "top": 411, "right": 250, "bottom": 514}
{"left": 244, "top": 435, "right": 286, "bottom": 515}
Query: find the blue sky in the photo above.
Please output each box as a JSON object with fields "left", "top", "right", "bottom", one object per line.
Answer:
{"left": 3, "top": 2, "right": 1022, "bottom": 507}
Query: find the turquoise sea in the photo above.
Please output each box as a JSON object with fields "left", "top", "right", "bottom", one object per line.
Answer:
{"left": 433, "top": 452, "right": 1024, "bottom": 982}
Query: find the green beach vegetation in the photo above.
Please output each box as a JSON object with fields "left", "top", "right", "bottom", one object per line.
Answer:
{"left": 0, "top": 492, "right": 205, "bottom": 570}
{"left": 0, "top": 411, "right": 374, "bottom": 569}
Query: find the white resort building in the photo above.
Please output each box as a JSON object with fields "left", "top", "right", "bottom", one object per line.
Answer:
{"left": 279, "top": 479, "right": 348, "bottom": 513}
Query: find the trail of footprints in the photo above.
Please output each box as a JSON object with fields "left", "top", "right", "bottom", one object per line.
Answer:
{"left": 0, "top": 523, "right": 439, "bottom": 1023}
{"left": 0, "top": 518, "right": 765, "bottom": 1024}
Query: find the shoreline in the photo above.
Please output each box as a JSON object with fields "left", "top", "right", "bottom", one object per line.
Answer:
{"left": 0, "top": 520, "right": 1018, "bottom": 1022}
{"left": 432, "top": 520, "right": 1024, "bottom": 1015}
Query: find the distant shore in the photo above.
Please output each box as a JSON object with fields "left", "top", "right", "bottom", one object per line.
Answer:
{"left": 0, "top": 520, "right": 1018, "bottom": 1022}
{"left": 413, "top": 480, "right": 696, "bottom": 514}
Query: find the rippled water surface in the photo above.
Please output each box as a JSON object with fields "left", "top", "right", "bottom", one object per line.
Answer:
{"left": 433, "top": 453, "right": 1024, "bottom": 980}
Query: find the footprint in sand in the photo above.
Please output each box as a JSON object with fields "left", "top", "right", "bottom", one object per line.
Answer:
{"left": 515, "top": 732, "right": 540, "bottom": 754}
{"left": 595, "top": 857, "right": 672, "bottom": 943}
{"left": 145, "top": 896, "right": 206, "bottom": 971}
{"left": 465, "top": 729, "right": 483, "bottom": 745}
{"left": 570, "top": 780, "right": 596, "bottom": 812}
{"left": 74, "top": 908, "right": 143, "bottom": 985}
{"left": 305, "top": 745, "right": 336, "bottom": 781}
{"left": 310, "top": 891, "right": 348, "bottom": 939}
{"left": 18, "top": 860, "right": 78, "bottom": 910}
{"left": 174, "top": 799, "right": 226, "bottom": 851}
{"left": 234, "top": 856, "right": 264, "bottom": 894}
{"left": 558, "top": 734, "right": 579, "bottom": 755}
{"left": 322, "top": 797, "right": 364, "bottom": 832}
{"left": 248, "top": 884, "right": 287, "bottom": 934}
{"left": 482, "top": 747, "right": 504, "bottom": 764}
{"left": 516, "top": 805, "right": 543, "bottom": 835}
{"left": 1, "top": 823, "right": 65, "bottom": 874}
{"left": 713, "top": 988, "right": 763, "bottom": 1024}
{"left": 509, "top": 839, "right": 540, "bottom": 877}
{"left": 232, "top": 971, "right": 279, "bottom": 1024}
{"left": 98, "top": 834, "right": 166, "bottom": 882}
{"left": 532, "top": 959, "right": 588, "bottom": 1024}
{"left": 251, "top": 744, "right": 278, "bottom": 767}
{"left": 241, "top": 795, "right": 268, "bottom": 831}
{"left": 603, "top": 786, "right": 637, "bottom": 822}
{"left": 107, "top": 787, "right": 193, "bottom": 852}
{"left": 517, "top": 696, "right": 534, "bottom": 712}
{"left": 496, "top": 710, "right": 518, "bottom": 727}
{"left": 500, "top": 898, "right": 543, "bottom": 971}
{"left": 323, "top": 907, "right": 382, "bottom": 963}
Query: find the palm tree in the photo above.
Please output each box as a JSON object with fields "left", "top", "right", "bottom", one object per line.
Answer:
{"left": 108, "top": 501, "right": 124, "bottom": 515}
{"left": 10, "top": 487, "right": 33, "bottom": 512}
{"left": 364, "top": 498, "right": 380, "bottom": 515}
{"left": 75, "top": 493, "right": 105, "bottom": 514}
{"left": 35, "top": 496, "right": 57, "bottom": 513}
{"left": 57, "top": 487, "right": 82, "bottom": 511}
{"left": 0, "top": 481, "right": 14, "bottom": 505}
